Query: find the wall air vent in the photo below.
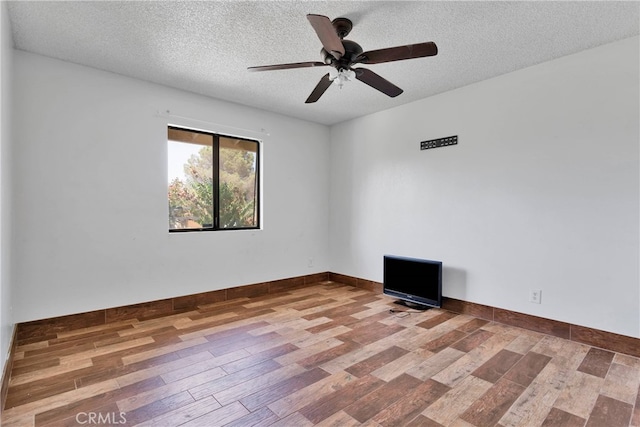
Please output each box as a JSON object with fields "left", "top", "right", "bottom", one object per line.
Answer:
{"left": 420, "top": 135, "right": 458, "bottom": 150}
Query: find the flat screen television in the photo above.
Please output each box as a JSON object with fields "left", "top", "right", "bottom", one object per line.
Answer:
{"left": 383, "top": 255, "right": 442, "bottom": 310}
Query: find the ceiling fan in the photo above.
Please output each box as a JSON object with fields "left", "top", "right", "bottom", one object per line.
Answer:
{"left": 248, "top": 14, "right": 438, "bottom": 103}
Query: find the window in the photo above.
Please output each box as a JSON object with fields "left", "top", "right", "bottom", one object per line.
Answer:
{"left": 167, "top": 126, "right": 260, "bottom": 231}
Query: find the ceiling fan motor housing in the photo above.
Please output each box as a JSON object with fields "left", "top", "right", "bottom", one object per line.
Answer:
{"left": 321, "top": 39, "right": 363, "bottom": 68}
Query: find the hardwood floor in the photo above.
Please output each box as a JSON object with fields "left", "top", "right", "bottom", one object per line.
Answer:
{"left": 2, "top": 281, "right": 640, "bottom": 426}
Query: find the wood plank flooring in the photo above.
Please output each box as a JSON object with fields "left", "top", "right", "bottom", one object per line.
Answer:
{"left": 2, "top": 281, "right": 640, "bottom": 426}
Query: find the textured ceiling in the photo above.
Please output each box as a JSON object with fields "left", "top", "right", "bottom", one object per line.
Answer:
{"left": 6, "top": 1, "right": 640, "bottom": 126}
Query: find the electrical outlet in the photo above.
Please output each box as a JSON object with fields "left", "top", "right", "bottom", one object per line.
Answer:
{"left": 529, "top": 289, "right": 542, "bottom": 304}
{"left": 307, "top": 257, "right": 314, "bottom": 268}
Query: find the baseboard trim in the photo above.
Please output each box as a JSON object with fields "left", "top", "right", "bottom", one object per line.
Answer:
{"left": 15, "top": 272, "right": 329, "bottom": 345}
{"left": 1, "top": 324, "right": 17, "bottom": 411}
{"left": 329, "top": 272, "right": 640, "bottom": 358}
{"left": 11, "top": 271, "right": 640, "bottom": 360}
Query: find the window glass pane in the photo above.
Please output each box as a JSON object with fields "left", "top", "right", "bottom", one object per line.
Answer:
{"left": 219, "top": 136, "right": 258, "bottom": 229}
{"left": 168, "top": 131, "right": 214, "bottom": 229}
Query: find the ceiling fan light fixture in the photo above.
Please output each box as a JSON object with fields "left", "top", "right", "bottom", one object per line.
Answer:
{"left": 330, "top": 68, "right": 355, "bottom": 89}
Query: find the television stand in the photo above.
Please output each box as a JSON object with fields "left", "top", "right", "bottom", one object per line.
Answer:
{"left": 394, "top": 300, "right": 431, "bottom": 311}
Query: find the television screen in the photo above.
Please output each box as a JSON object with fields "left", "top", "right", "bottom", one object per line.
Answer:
{"left": 383, "top": 255, "right": 442, "bottom": 309}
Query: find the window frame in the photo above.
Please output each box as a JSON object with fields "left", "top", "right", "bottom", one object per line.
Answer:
{"left": 168, "top": 125, "right": 261, "bottom": 233}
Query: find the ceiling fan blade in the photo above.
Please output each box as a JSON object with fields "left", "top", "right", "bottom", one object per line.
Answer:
{"left": 307, "top": 14, "right": 345, "bottom": 60}
{"left": 354, "top": 68, "right": 403, "bottom": 98}
{"left": 355, "top": 42, "right": 438, "bottom": 65}
{"left": 248, "top": 61, "right": 327, "bottom": 72}
{"left": 305, "top": 73, "right": 333, "bottom": 103}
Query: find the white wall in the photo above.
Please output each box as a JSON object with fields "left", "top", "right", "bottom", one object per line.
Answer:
{"left": 0, "top": 0, "right": 14, "bottom": 375}
{"left": 329, "top": 36, "right": 640, "bottom": 337}
{"left": 12, "top": 51, "right": 330, "bottom": 323}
